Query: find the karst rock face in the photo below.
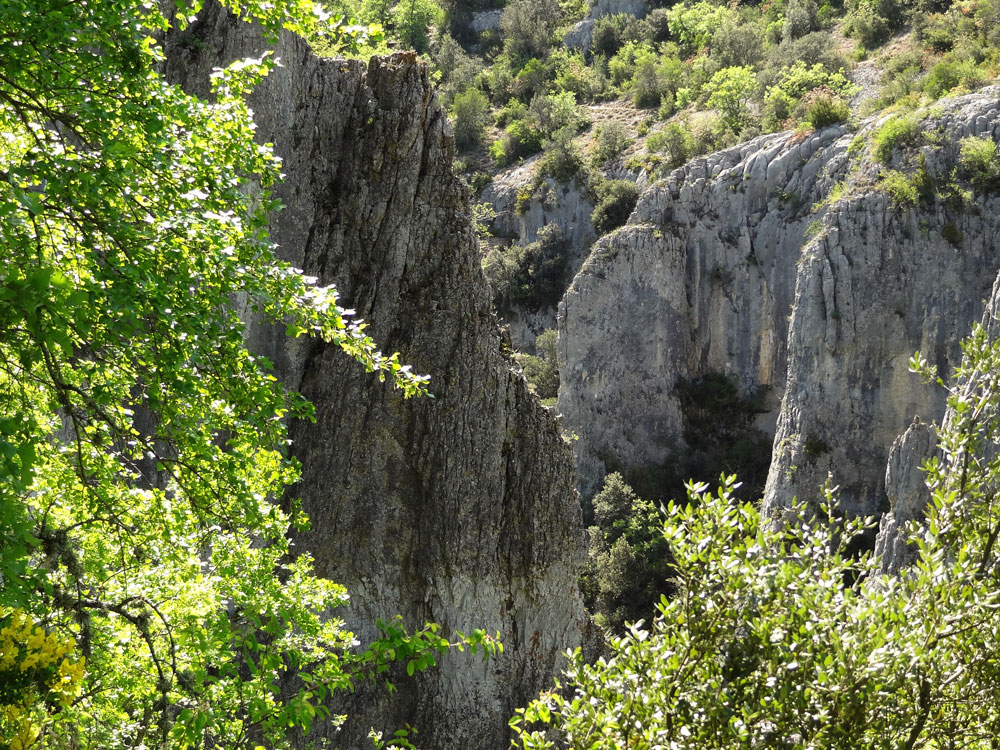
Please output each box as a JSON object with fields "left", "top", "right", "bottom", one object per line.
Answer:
{"left": 165, "top": 6, "right": 590, "bottom": 749}
{"left": 559, "top": 88, "right": 1000, "bottom": 515}
{"left": 872, "top": 268, "right": 1000, "bottom": 573}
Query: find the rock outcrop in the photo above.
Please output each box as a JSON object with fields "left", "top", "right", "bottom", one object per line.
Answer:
{"left": 559, "top": 124, "right": 848, "bottom": 498}
{"left": 166, "top": 6, "right": 589, "bottom": 749}
{"left": 764, "top": 93, "right": 1000, "bottom": 517}
{"left": 873, "top": 418, "right": 937, "bottom": 574}
{"left": 559, "top": 88, "right": 1000, "bottom": 514}
{"left": 481, "top": 163, "right": 597, "bottom": 349}
{"left": 872, "top": 268, "right": 1000, "bottom": 573}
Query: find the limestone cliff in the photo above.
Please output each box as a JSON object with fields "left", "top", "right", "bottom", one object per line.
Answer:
{"left": 765, "top": 92, "right": 1000, "bottom": 518}
{"left": 559, "top": 88, "right": 1000, "bottom": 515}
{"left": 481, "top": 161, "right": 597, "bottom": 349}
{"left": 165, "top": 6, "right": 589, "bottom": 749}
{"left": 873, "top": 268, "right": 1000, "bottom": 573}
{"left": 559, "top": 123, "right": 848, "bottom": 499}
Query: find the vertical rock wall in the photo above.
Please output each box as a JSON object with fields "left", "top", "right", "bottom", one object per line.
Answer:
{"left": 559, "top": 125, "right": 850, "bottom": 498}
{"left": 166, "top": 6, "right": 589, "bottom": 749}
{"left": 559, "top": 89, "right": 1000, "bottom": 518}
{"left": 764, "top": 94, "right": 1000, "bottom": 518}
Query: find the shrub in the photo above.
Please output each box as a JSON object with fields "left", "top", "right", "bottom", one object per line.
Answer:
{"left": 483, "top": 224, "right": 571, "bottom": 310}
{"left": 689, "top": 110, "right": 729, "bottom": 154}
{"left": 552, "top": 49, "right": 608, "bottom": 103}
{"left": 881, "top": 169, "right": 918, "bottom": 205}
{"left": 646, "top": 122, "right": 695, "bottom": 169}
{"left": 871, "top": 113, "right": 922, "bottom": 163}
{"left": 632, "top": 56, "right": 665, "bottom": 108}
{"left": 784, "top": 0, "right": 820, "bottom": 40}
{"left": 518, "top": 328, "right": 559, "bottom": 399}
{"left": 482, "top": 241, "right": 527, "bottom": 307}
{"left": 942, "top": 221, "right": 964, "bottom": 247}
{"left": 608, "top": 41, "right": 655, "bottom": 88}
{"left": 580, "top": 473, "right": 674, "bottom": 632}
{"left": 591, "top": 179, "right": 639, "bottom": 235}
{"left": 451, "top": 87, "right": 490, "bottom": 150}
{"left": 540, "top": 126, "right": 584, "bottom": 182}
{"left": 870, "top": 50, "right": 924, "bottom": 110}
{"left": 511, "top": 57, "right": 553, "bottom": 102}
{"left": 520, "top": 224, "right": 571, "bottom": 308}
{"left": 592, "top": 13, "right": 629, "bottom": 58}
{"left": 675, "top": 373, "right": 772, "bottom": 503}
{"left": 529, "top": 91, "right": 587, "bottom": 137}
{"left": 592, "top": 121, "right": 632, "bottom": 165}
{"left": 667, "top": 1, "right": 733, "bottom": 54}
{"left": 495, "top": 98, "right": 529, "bottom": 128}
{"left": 391, "top": 0, "right": 444, "bottom": 53}
{"left": 760, "top": 32, "right": 846, "bottom": 90}
{"left": 432, "top": 34, "right": 483, "bottom": 107}
{"left": 803, "top": 87, "right": 851, "bottom": 128}
{"left": 490, "top": 118, "right": 544, "bottom": 166}
{"left": 844, "top": 9, "right": 891, "bottom": 47}
{"left": 705, "top": 65, "right": 758, "bottom": 131}
{"left": 959, "top": 135, "right": 1000, "bottom": 191}
{"left": 762, "top": 61, "right": 858, "bottom": 130}
{"left": 710, "top": 14, "right": 765, "bottom": 69}
{"left": 646, "top": 8, "right": 672, "bottom": 43}
{"left": 917, "top": 11, "right": 957, "bottom": 52}
{"left": 500, "top": 0, "right": 560, "bottom": 61}
{"left": 923, "top": 57, "right": 988, "bottom": 99}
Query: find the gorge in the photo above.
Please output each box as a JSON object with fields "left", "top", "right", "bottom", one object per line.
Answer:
{"left": 165, "top": 3, "right": 1000, "bottom": 747}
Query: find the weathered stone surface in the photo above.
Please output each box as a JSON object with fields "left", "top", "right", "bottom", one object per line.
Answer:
{"left": 559, "top": 88, "right": 1000, "bottom": 513}
{"left": 873, "top": 418, "right": 937, "bottom": 574}
{"left": 481, "top": 163, "right": 596, "bottom": 255}
{"left": 559, "top": 125, "right": 849, "bottom": 498}
{"left": 480, "top": 163, "right": 597, "bottom": 350}
{"left": 563, "top": 19, "right": 595, "bottom": 53}
{"left": 873, "top": 269, "right": 1000, "bottom": 573}
{"left": 764, "top": 92, "right": 1000, "bottom": 518}
{"left": 166, "top": 6, "right": 589, "bottom": 749}
{"left": 471, "top": 9, "right": 502, "bottom": 33}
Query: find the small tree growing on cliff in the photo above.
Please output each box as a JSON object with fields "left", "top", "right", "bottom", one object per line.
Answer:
{"left": 513, "top": 322, "right": 1000, "bottom": 748}
{"left": 705, "top": 65, "right": 759, "bottom": 132}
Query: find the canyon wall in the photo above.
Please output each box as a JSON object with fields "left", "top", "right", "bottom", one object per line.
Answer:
{"left": 559, "top": 89, "right": 1000, "bottom": 517}
{"left": 166, "top": 7, "right": 590, "bottom": 749}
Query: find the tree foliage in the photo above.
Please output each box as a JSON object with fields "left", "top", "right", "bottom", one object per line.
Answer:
{"left": 512, "top": 323, "right": 1000, "bottom": 749}
{"left": 0, "top": 2, "right": 497, "bottom": 748}
{"left": 581, "top": 474, "right": 673, "bottom": 633}
{"left": 518, "top": 328, "right": 560, "bottom": 401}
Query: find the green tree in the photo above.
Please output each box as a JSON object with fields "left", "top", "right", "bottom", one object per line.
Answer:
{"left": 0, "top": 2, "right": 496, "bottom": 748}
{"left": 512, "top": 323, "right": 1000, "bottom": 748}
{"left": 705, "top": 65, "right": 758, "bottom": 131}
{"left": 667, "top": 1, "right": 732, "bottom": 54}
{"left": 390, "top": 0, "right": 444, "bottom": 53}
{"left": 518, "top": 329, "right": 560, "bottom": 400}
{"left": 500, "top": 0, "right": 561, "bottom": 62}
{"left": 451, "top": 87, "right": 490, "bottom": 150}
{"left": 581, "top": 474, "right": 673, "bottom": 632}
{"left": 590, "top": 179, "right": 639, "bottom": 235}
